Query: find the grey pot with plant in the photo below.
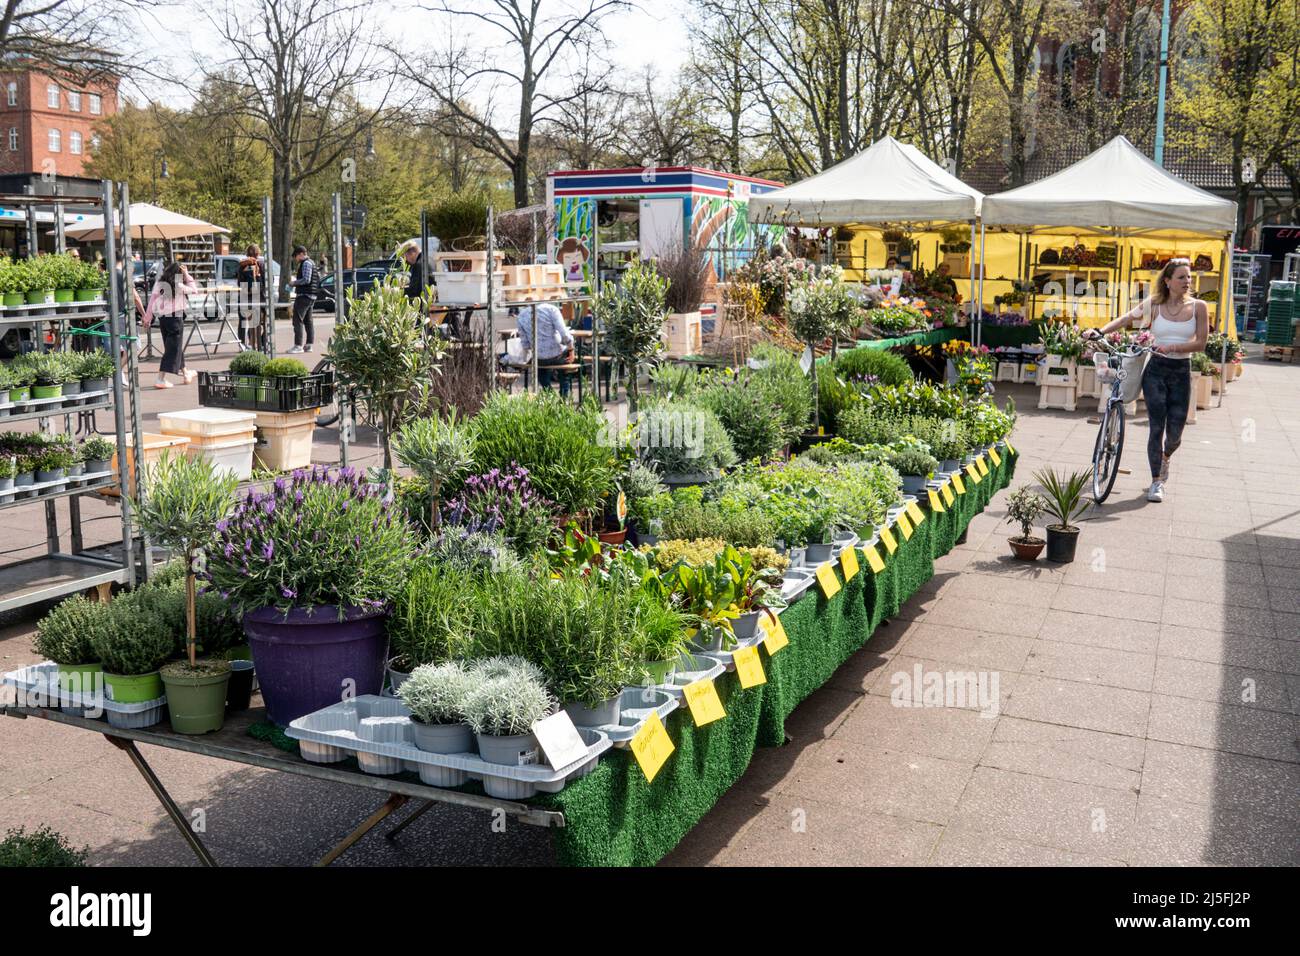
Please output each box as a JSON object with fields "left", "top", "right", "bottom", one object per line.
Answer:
{"left": 80, "top": 435, "right": 116, "bottom": 475}
{"left": 76, "top": 350, "right": 115, "bottom": 394}
{"left": 0, "top": 455, "right": 15, "bottom": 494}
{"left": 461, "top": 660, "right": 555, "bottom": 766}
{"left": 889, "top": 446, "right": 939, "bottom": 495}
{"left": 33, "top": 446, "right": 74, "bottom": 484}
{"left": 1033, "top": 467, "right": 1090, "bottom": 563}
{"left": 1004, "top": 485, "right": 1047, "bottom": 560}
{"left": 398, "top": 660, "right": 477, "bottom": 755}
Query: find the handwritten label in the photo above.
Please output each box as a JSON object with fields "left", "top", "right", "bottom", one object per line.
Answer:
{"left": 840, "top": 546, "right": 860, "bottom": 580}
{"left": 988, "top": 446, "right": 1002, "bottom": 467}
{"left": 941, "top": 483, "right": 955, "bottom": 506}
{"left": 952, "top": 472, "right": 967, "bottom": 494}
{"left": 629, "top": 711, "right": 674, "bottom": 782}
{"left": 733, "top": 645, "right": 767, "bottom": 688}
{"left": 896, "top": 513, "right": 913, "bottom": 540}
{"left": 815, "top": 562, "right": 841, "bottom": 598}
{"left": 964, "top": 463, "right": 982, "bottom": 485}
{"left": 864, "top": 545, "right": 886, "bottom": 573}
{"left": 928, "top": 489, "right": 945, "bottom": 512}
{"left": 682, "top": 678, "right": 725, "bottom": 727}
{"left": 761, "top": 616, "right": 789, "bottom": 655}
{"left": 906, "top": 501, "right": 926, "bottom": 526}
{"left": 532, "top": 710, "right": 589, "bottom": 771}
{"left": 879, "top": 525, "right": 898, "bottom": 554}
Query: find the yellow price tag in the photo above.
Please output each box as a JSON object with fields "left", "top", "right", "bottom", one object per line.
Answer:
{"left": 733, "top": 645, "right": 767, "bottom": 688}
{"left": 629, "top": 711, "right": 674, "bottom": 782}
{"left": 761, "top": 616, "right": 789, "bottom": 655}
{"left": 952, "top": 472, "right": 967, "bottom": 494}
{"left": 864, "top": 545, "right": 886, "bottom": 573}
{"left": 941, "top": 483, "right": 955, "bottom": 506}
{"left": 988, "top": 446, "right": 1002, "bottom": 467}
{"left": 840, "top": 546, "right": 860, "bottom": 580}
{"left": 906, "top": 501, "right": 926, "bottom": 526}
{"left": 815, "top": 562, "right": 841, "bottom": 598}
{"left": 879, "top": 525, "right": 898, "bottom": 554}
{"left": 1005, "top": 440, "right": 1016, "bottom": 455}
{"left": 964, "top": 463, "right": 982, "bottom": 485}
{"left": 976, "top": 456, "right": 990, "bottom": 476}
{"left": 817, "top": 425, "right": 825, "bottom": 436}
{"left": 928, "top": 489, "right": 945, "bottom": 513}
{"left": 896, "top": 513, "right": 913, "bottom": 540}
{"left": 682, "top": 678, "right": 726, "bottom": 727}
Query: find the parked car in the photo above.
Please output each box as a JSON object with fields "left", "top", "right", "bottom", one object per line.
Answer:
{"left": 212, "top": 254, "right": 281, "bottom": 289}
{"left": 313, "top": 267, "right": 393, "bottom": 313}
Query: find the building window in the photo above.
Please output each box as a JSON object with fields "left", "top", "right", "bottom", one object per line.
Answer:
{"left": 5, "top": 83, "right": 15, "bottom": 107}
{"left": 88, "top": 93, "right": 101, "bottom": 115}
{"left": 68, "top": 91, "right": 81, "bottom": 112}
{"left": 8, "top": 128, "right": 16, "bottom": 152}
{"left": 47, "top": 84, "right": 59, "bottom": 109}
{"left": 90, "top": 133, "right": 101, "bottom": 152}
{"left": 48, "top": 128, "right": 60, "bottom": 152}
{"left": 69, "top": 131, "right": 82, "bottom": 154}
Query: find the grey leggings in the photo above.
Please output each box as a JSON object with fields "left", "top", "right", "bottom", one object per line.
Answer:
{"left": 1142, "top": 354, "right": 1191, "bottom": 479}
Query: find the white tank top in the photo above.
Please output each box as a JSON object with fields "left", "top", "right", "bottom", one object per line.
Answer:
{"left": 1151, "top": 301, "right": 1197, "bottom": 346}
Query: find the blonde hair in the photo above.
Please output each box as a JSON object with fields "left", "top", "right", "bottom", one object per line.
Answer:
{"left": 1152, "top": 258, "right": 1191, "bottom": 306}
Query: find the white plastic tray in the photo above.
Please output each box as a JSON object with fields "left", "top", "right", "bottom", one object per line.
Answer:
{"left": 286, "top": 695, "right": 611, "bottom": 799}
{"left": 655, "top": 653, "right": 726, "bottom": 699}
{"left": 3, "top": 661, "right": 166, "bottom": 729}
{"left": 583, "top": 687, "right": 679, "bottom": 747}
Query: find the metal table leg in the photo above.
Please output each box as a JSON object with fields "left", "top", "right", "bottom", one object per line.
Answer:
{"left": 106, "top": 736, "right": 217, "bottom": 867}
{"left": 315, "top": 793, "right": 409, "bottom": 867}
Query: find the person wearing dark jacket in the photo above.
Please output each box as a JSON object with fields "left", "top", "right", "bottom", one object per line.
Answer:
{"left": 401, "top": 242, "right": 426, "bottom": 301}
{"left": 287, "top": 245, "right": 317, "bottom": 353}
{"left": 237, "top": 244, "right": 266, "bottom": 350}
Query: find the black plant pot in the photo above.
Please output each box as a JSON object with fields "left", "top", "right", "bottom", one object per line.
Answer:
{"left": 1045, "top": 525, "right": 1080, "bottom": 563}
{"left": 225, "top": 659, "right": 255, "bottom": 713}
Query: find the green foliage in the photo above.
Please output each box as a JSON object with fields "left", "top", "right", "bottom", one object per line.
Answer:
{"left": 647, "top": 538, "right": 788, "bottom": 574}
{"left": 73, "top": 350, "right": 115, "bottom": 380}
{"left": 469, "top": 391, "right": 617, "bottom": 517}
{"left": 593, "top": 258, "right": 668, "bottom": 410}
{"left": 785, "top": 267, "right": 857, "bottom": 344}
{"left": 388, "top": 560, "right": 477, "bottom": 670}
{"left": 90, "top": 594, "right": 175, "bottom": 676}
{"left": 33, "top": 595, "right": 109, "bottom": 666}
{"left": 0, "top": 826, "right": 88, "bottom": 867}
{"left": 648, "top": 362, "right": 698, "bottom": 401}
{"left": 461, "top": 668, "right": 555, "bottom": 737}
{"left": 888, "top": 446, "right": 939, "bottom": 477}
{"left": 1033, "top": 467, "right": 1091, "bottom": 530}
{"left": 636, "top": 397, "right": 737, "bottom": 477}
{"left": 1005, "top": 485, "right": 1046, "bottom": 539}
{"left": 426, "top": 526, "right": 520, "bottom": 574}
{"left": 261, "top": 357, "right": 309, "bottom": 378}
{"left": 394, "top": 411, "right": 474, "bottom": 521}
{"left": 834, "top": 346, "right": 914, "bottom": 386}
{"left": 136, "top": 453, "right": 238, "bottom": 562}
{"left": 621, "top": 460, "right": 666, "bottom": 532}
{"left": 749, "top": 342, "right": 813, "bottom": 441}
{"left": 229, "top": 350, "right": 270, "bottom": 376}
{"left": 80, "top": 435, "right": 116, "bottom": 462}
{"left": 426, "top": 193, "right": 489, "bottom": 249}
{"left": 398, "top": 661, "right": 476, "bottom": 724}
{"left": 696, "top": 379, "right": 786, "bottom": 461}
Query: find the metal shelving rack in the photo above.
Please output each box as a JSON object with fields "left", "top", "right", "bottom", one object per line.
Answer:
{"left": 0, "top": 182, "right": 146, "bottom": 614}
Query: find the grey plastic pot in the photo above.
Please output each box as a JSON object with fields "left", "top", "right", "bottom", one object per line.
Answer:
{"left": 84, "top": 458, "right": 110, "bottom": 474}
{"left": 941, "top": 458, "right": 960, "bottom": 473}
{"left": 805, "top": 542, "right": 834, "bottom": 564}
{"left": 14, "top": 472, "right": 34, "bottom": 487}
{"left": 787, "top": 546, "right": 806, "bottom": 568}
{"left": 688, "top": 629, "right": 726, "bottom": 653}
{"left": 386, "top": 659, "right": 411, "bottom": 694}
{"left": 35, "top": 468, "right": 65, "bottom": 483}
{"left": 901, "top": 474, "right": 928, "bottom": 494}
{"left": 0, "top": 477, "right": 11, "bottom": 493}
{"left": 475, "top": 731, "right": 540, "bottom": 767}
{"left": 563, "top": 695, "right": 622, "bottom": 728}
{"left": 411, "top": 719, "right": 474, "bottom": 755}
{"left": 731, "top": 610, "right": 762, "bottom": 641}
{"left": 82, "top": 377, "right": 110, "bottom": 394}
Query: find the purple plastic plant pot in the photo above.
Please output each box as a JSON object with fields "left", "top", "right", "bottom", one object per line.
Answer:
{"left": 242, "top": 605, "right": 389, "bottom": 726}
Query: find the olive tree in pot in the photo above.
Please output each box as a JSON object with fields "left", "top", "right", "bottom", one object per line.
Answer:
{"left": 594, "top": 257, "right": 668, "bottom": 413}
{"left": 1003, "top": 485, "right": 1047, "bottom": 561}
{"left": 136, "top": 452, "right": 238, "bottom": 734}
{"left": 461, "top": 658, "right": 556, "bottom": 767}
{"left": 1034, "top": 467, "right": 1090, "bottom": 563}
{"left": 204, "top": 465, "right": 415, "bottom": 726}
{"left": 393, "top": 410, "right": 474, "bottom": 532}
{"left": 398, "top": 660, "right": 477, "bottom": 755}
{"left": 784, "top": 267, "right": 857, "bottom": 431}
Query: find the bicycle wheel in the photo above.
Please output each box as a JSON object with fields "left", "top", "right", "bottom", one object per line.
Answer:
{"left": 312, "top": 355, "right": 340, "bottom": 428}
{"left": 1091, "top": 399, "right": 1125, "bottom": 503}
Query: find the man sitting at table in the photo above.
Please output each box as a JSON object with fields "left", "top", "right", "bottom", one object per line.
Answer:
{"left": 514, "top": 302, "right": 576, "bottom": 396}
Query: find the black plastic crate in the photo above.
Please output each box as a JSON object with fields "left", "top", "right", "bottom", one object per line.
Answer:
{"left": 199, "top": 371, "right": 335, "bottom": 412}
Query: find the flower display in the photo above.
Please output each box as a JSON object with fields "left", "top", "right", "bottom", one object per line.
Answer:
{"left": 443, "top": 463, "right": 555, "bottom": 558}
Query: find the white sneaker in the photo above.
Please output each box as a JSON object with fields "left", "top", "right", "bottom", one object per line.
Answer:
{"left": 303, "top": 344, "right": 313, "bottom": 353}
{"left": 1146, "top": 481, "right": 1165, "bottom": 502}
{"left": 286, "top": 345, "right": 304, "bottom": 354}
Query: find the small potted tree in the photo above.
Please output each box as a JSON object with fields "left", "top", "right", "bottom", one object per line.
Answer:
{"left": 398, "top": 660, "right": 476, "bottom": 755}
{"left": 1034, "top": 467, "right": 1090, "bottom": 563}
{"left": 785, "top": 267, "right": 856, "bottom": 431}
{"left": 393, "top": 411, "right": 474, "bottom": 531}
{"left": 1004, "top": 485, "right": 1047, "bottom": 560}
{"left": 594, "top": 256, "right": 669, "bottom": 412}
{"left": 136, "top": 452, "right": 239, "bottom": 734}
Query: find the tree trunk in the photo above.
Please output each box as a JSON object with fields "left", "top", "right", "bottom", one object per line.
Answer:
{"left": 185, "top": 566, "right": 197, "bottom": 667}
{"left": 272, "top": 161, "right": 296, "bottom": 305}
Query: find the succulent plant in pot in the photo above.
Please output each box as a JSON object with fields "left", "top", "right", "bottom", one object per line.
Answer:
{"left": 398, "top": 660, "right": 477, "bottom": 754}
{"left": 1033, "top": 467, "right": 1090, "bottom": 563}
{"left": 33, "top": 594, "right": 109, "bottom": 694}
{"left": 393, "top": 410, "right": 474, "bottom": 532}
{"left": 89, "top": 597, "right": 174, "bottom": 706}
{"left": 136, "top": 452, "right": 239, "bottom": 734}
{"left": 1004, "top": 485, "right": 1047, "bottom": 560}
{"left": 203, "top": 465, "right": 415, "bottom": 726}
{"left": 461, "top": 661, "right": 556, "bottom": 766}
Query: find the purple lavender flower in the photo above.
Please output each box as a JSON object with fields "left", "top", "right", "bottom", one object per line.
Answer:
{"left": 280, "top": 586, "right": 297, "bottom": 599}
{"left": 262, "top": 541, "right": 274, "bottom": 561}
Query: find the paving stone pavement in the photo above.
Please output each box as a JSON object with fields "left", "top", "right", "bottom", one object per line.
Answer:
{"left": 2, "top": 343, "right": 1297, "bottom": 866}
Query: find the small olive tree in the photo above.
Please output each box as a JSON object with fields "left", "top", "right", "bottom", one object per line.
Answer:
{"left": 594, "top": 258, "right": 669, "bottom": 413}
{"left": 785, "top": 266, "right": 856, "bottom": 430}
{"left": 393, "top": 410, "right": 475, "bottom": 529}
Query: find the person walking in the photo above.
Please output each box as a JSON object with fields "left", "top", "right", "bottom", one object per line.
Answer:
{"left": 142, "top": 260, "right": 198, "bottom": 389}
{"left": 287, "top": 245, "right": 318, "bottom": 353}
{"left": 236, "top": 244, "right": 267, "bottom": 350}
{"left": 1087, "top": 258, "right": 1207, "bottom": 502}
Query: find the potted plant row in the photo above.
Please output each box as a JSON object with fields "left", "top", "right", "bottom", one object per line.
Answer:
{"left": 0, "top": 255, "right": 105, "bottom": 311}
{"left": 0, "top": 351, "right": 116, "bottom": 412}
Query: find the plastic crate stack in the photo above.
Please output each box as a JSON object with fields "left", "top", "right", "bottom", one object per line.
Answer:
{"left": 1265, "top": 281, "right": 1295, "bottom": 345}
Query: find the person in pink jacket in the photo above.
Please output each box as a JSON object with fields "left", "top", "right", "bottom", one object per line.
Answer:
{"left": 143, "top": 260, "right": 199, "bottom": 389}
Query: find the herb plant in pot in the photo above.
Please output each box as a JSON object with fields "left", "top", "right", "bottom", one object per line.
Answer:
{"left": 1034, "top": 467, "right": 1090, "bottom": 563}
{"left": 636, "top": 397, "right": 737, "bottom": 486}
{"left": 228, "top": 349, "right": 269, "bottom": 402}
{"left": 33, "top": 595, "right": 107, "bottom": 695}
{"left": 30, "top": 354, "right": 65, "bottom": 400}
{"left": 32, "top": 446, "right": 74, "bottom": 484}
{"left": 76, "top": 350, "right": 115, "bottom": 394}
{"left": 393, "top": 410, "right": 474, "bottom": 533}
{"left": 461, "top": 660, "right": 555, "bottom": 767}
{"left": 137, "top": 453, "right": 239, "bottom": 733}
{"left": 80, "top": 435, "right": 115, "bottom": 475}
{"left": 205, "top": 465, "right": 415, "bottom": 726}
{"left": 90, "top": 599, "right": 174, "bottom": 706}
{"left": 398, "top": 660, "right": 476, "bottom": 755}
{"left": 889, "top": 446, "right": 939, "bottom": 495}
{"left": 0, "top": 456, "right": 14, "bottom": 496}
{"left": 1004, "top": 485, "right": 1047, "bottom": 560}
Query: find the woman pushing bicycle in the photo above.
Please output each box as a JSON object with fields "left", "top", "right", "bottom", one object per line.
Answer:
{"left": 1085, "top": 258, "right": 1208, "bottom": 503}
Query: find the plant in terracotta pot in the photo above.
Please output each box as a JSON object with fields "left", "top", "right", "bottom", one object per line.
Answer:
{"left": 204, "top": 465, "right": 416, "bottom": 726}
{"left": 393, "top": 410, "right": 475, "bottom": 532}
{"left": 398, "top": 660, "right": 477, "bottom": 755}
{"left": 1004, "top": 485, "right": 1047, "bottom": 560}
{"left": 136, "top": 452, "right": 239, "bottom": 733}
{"left": 461, "top": 659, "right": 555, "bottom": 767}
{"left": 33, "top": 594, "right": 108, "bottom": 695}
{"left": 1033, "top": 467, "right": 1090, "bottom": 563}
{"left": 89, "top": 597, "right": 174, "bottom": 708}
{"left": 595, "top": 256, "right": 668, "bottom": 412}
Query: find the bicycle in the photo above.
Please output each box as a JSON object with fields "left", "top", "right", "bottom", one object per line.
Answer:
{"left": 1086, "top": 334, "right": 1153, "bottom": 504}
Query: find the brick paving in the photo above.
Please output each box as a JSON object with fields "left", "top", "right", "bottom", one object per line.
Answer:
{"left": 1, "top": 338, "right": 1297, "bottom": 866}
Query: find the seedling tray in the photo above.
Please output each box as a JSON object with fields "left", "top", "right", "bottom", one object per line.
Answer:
{"left": 3, "top": 662, "right": 166, "bottom": 729}
{"left": 658, "top": 653, "right": 726, "bottom": 699}
{"left": 583, "top": 687, "right": 679, "bottom": 747}
{"left": 286, "top": 695, "right": 611, "bottom": 799}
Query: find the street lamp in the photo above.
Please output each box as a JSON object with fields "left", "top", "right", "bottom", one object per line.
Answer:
{"left": 151, "top": 153, "right": 169, "bottom": 203}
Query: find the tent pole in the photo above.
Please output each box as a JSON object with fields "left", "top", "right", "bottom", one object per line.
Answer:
{"left": 968, "top": 219, "right": 977, "bottom": 324}
{"left": 976, "top": 222, "right": 987, "bottom": 348}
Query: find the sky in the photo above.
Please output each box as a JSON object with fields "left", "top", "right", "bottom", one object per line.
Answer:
{"left": 126, "top": 0, "right": 694, "bottom": 111}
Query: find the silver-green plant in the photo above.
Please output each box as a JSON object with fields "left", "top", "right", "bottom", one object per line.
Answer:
{"left": 461, "top": 668, "right": 555, "bottom": 737}
{"left": 468, "top": 655, "right": 546, "bottom": 685}
{"left": 399, "top": 661, "right": 477, "bottom": 724}
{"left": 89, "top": 598, "right": 174, "bottom": 676}
{"left": 393, "top": 410, "right": 474, "bottom": 529}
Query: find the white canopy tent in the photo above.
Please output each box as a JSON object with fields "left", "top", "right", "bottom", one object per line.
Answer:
{"left": 980, "top": 136, "right": 1236, "bottom": 235}
{"left": 58, "top": 202, "right": 230, "bottom": 241}
{"left": 748, "top": 136, "right": 983, "bottom": 226}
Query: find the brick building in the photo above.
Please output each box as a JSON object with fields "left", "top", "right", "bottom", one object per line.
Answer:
{"left": 0, "top": 67, "right": 118, "bottom": 198}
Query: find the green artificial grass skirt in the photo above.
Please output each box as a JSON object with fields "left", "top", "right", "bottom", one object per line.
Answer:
{"left": 539, "top": 450, "right": 1017, "bottom": 866}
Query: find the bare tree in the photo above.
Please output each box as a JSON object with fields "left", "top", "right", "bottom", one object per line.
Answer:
{"left": 396, "top": 0, "right": 630, "bottom": 208}
{"left": 686, "top": 3, "right": 759, "bottom": 172}
{"left": 621, "top": 68, "right": 704, "bottom": 167}
{"left": 0, "top": 0, "right": 134, "bottom": 80}
{"left": 204, "top": 0, "right": 394, "bottom": 295}
{"left": 545, "top": 63, "right": 626, "bottom": 169}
